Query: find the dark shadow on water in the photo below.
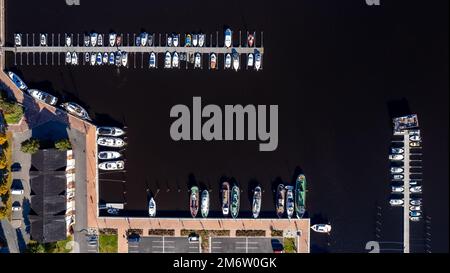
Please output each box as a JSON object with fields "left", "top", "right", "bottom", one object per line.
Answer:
{"left": 92, "top": 113, "right": 123, "bottom": 127}
{"left": 187, "top": 173, "right": 198, "bottom": 190}
{"left": 15, "top": 229, "right": 27, "bottom": 253}
{"left": 387, "top": 98, "right": 411, "bottom": 126}
{"left": 21, "top": 197, "right": 31, "bottom": 235}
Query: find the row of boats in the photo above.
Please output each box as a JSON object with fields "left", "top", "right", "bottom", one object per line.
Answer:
{"left": 96, "top": 127, "right": 127, "bottom": 171}
{"left": 65, "top": 51, "right": 129, "bottom": 67}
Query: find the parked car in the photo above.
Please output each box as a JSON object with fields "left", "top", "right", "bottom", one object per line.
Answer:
{"left": 128, "top": 234, "right": 140, "bottom": 243}
{"left": 12, "top": 204, "right": 22, "bottom": 211}
{"left": 188, "top": 233, "right": 199, "bottom": 242}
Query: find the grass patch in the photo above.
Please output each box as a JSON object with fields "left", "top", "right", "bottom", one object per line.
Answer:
{"left": 180, "top": 229, "right": 230, "bottom": 253}
{"left": 0, "top": 94, "right": 24, "bottom": 125}
{"left": 148, "top": 229, "right": 175, "bottom": 236}
{"left": 99, "top": 234, "right": 118, "bottom": 253}
{"left": 283, "top": 238, "right": 296, "bottom": 253}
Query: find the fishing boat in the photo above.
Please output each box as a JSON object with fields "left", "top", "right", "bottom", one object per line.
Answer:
{"left": 65, "top": 52, "right": 72, "bottom": 64}
{"left": 109, "top": 33, "right": 116, "bottom": 47}
{"left": 71, "top": 52, "right": 78, "bottom": 65}
{"left": 148, "top": 197, "right": 156, "bottom": 217}
{"left": 97, "top": 137, "right": 126, "bottom": 148}
{"left": 97, "top": 127, "right": 125, "bottom": 136}
{"left": 225, "top": 53, "right": 232, "bottom": 69}
{"left": 295, "top": 174, "right": 307, "bottom": 218}
{"left": 164, "top": 51, "right": 172, "bottom": 68}
{"left": 276, "top": 184, "right": 286, "bottom": 218}
{"left": 311, "top": 224, "right": 332, "bottom": 233}
{"left": 90, "top": 53, "right": 96, "bottom": 66}
{"left": 252, "top": 186, "right": 262, "bottom": 218}
{"left": 210, "top": 53, "right": 217, "bottom": 70}
{"left": 221, "top": 182, "right": 230, "bottom": 216}
{"left": 40, "top": 33, "right": 47, "bottom": 46}
{"left": 172, "top": 34, "right": 179, "bottom": 47}
{"left": 185, "top": 34, "right": 192, "bottom": 47}
{"left": 90, "top": 32, "right": 98, "bottom": 47}
{"left": 286, "top": 186, "right": 294, "bottom": 219}
{"left": 96, "top": 52, "right": 102, "bottom": 65}
{"left": 172, "top": 52, "right": 179, "bottom": 68}
{"left": 121, "top": 52, "right": 128, "bottom": 67}
{"left": 247, "top": 34, "right": 255, "bottom": 47}
{"left": 102, "top": 53, "right": 108, "bottom": 64}
{"left": 60, "top": 102, "right": 91, "bottom": 120}
{"left": 232, "top": 51, "right": 240, "bottom": 71}
{"left": 115, "top": 51, "right": 122, "bottom": 66}
{"left": 98, "top": 151, "right": 122, "bottom": 160}
{"left": 192, "top": 34, "right": 198, "bottom": 47}
{"left": 98, "top": 160, "right": 125, "bottom": 171}
{"left": 27, "top": 89, "right": 58, "bottom": 106}
{"left": 190, "top": 186, "right": 199, "bottom": 218}
{"left": 200, "top": 190, "right": 209, "bottom": 218}
{"left": 198, "top": 33, "right": 205, "bottom": 47}
{"left": 108, "top": 52, "right": 115, "bottom": 65}
{"left": 85, "top": 52, "right": 90, "bottom": 63}
{"left": 116, "top": 35, "right": 122, "bottom": 46}
{"left": 97, "top": 34, "right": 103, "bottom": 46}
{"left": 135, "top": 36, "right": 141, "bottom": 47}
{"left": 141, "top": 32, "right": 148, "bottom": 46}
{"left": 7, "top": 71, "right": 27, "bottom": 90}
{"left": 247, "top": 53, "right": 254, "bottom": 67}
{"left": 231, "top": 185, "right": 240, "bottom": 219}
{"left": 84, "top": 34, "right": 90, "bottom": 46}
{"left": 149, "top": 52, "right": 156, "bottom": 68}
{"left": 65, "top": 34, "right": 72, "bottom": 47}
{"left": 224, "top": 28, "right": 232, "bottom": 48}
{"left": 194, "top": 52, "right": 201, "bottom": 68}
{"left": 14, "top": 33, "right": 22, "bottom": 46}
{"left": 255, "top": 50, "right": 261, "bottom": 71}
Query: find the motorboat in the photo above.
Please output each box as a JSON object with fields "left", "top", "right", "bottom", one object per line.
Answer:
{"left": 96, "top": 52, "right": 102, "bottom": 65}
{"left": 97, "top": 34, "right": 103, "bottom": 46}
{"left": 311, "top": 224, "right": 332, "bottom": 233}
{"left": 40, "top": 33, "right": 47, "bottom": 46}
{"left": 109, "top": 52, "right": 115, "bottom": 65}
{"left": 252, "top": 186, "right": 262, "bottom": 218}
{"left": 198, "top": 33, "right": 205, "bottom": 47}
{"left": 115, "top": 51, "right": 122, "bottom": 66}
{"left": 185, "top": 34, "right": 192, "bottom": 47}
{"left": 60, "top": 102, "right": 91, "bottom": 120}
{"left": 232, "top": 51, "right": 239, "bottom": 71}
{"left": 247, "top": 53, "right": 254, "bottom": 67}
{"left": 247, "top": 34, "right": 255, "bottom": 47}
{"left": 90, "top": 52, "right": 96, "bottom": 66}
{"left": 149, "top": 52, "right": 156, "bottom": 68}
{"left": 14, "top": 33, "right": 22, "bottom": 46}
{"left": 410, "top": 186, "right": 422, "bottom": 193}
{"left": 121, "top": 52, "right": 128, "bottom": 67}
{"left": 98, "top": 151, "right": 122, "bottom": 160}
{"left": 172, "top": 52, "right": 179, "bottom": 68}
{"left": 295, "top": 174, "right": 307, "bottom": 219}
{"left": 71, "top": 52, "right": 78, "bottom": 65}
{"left": 102, "top": 53, "right": 108, "bottom": 64}
{"left": 190, "top": 186, "right": 199, "bottom": 218}
{"left": 255, "top": 50, "right": 261, "bottom": 71}
{"left": 148, "top": 197, "right": 156, "bottom": 217}
{"left": 141, "top": 32, "right": 148, "bottom": 46}
{"left": 167, "top": 35, "right": 173, "bottom": 47}
{"left": 164, "top": 51, "right": 172, "bottom": 68}
{"left": 200, "top": 190, "right": 209, "bottom": 218}
{"left": 410, "top": 216, "right": 421, "bottom": 222}
{"left": 84, "top": 34, "right": 90, "bottom": 46}
{"left": 194, "top": 52, "right": 201, "bottom": 68}
{"left": 392, "top": 174, "right": 404, "bottom": 180}
{"left": 276, "top": 184, "right": 286, "bottom": 218}
{"left": 286, "top": 186, "right": 294, "bottom": 219}
{"left": 116, "top": 35, "right": 122, "bottom": 46}
{"left": 97, "top": 137, "right": 126, "bottom": 148}
{"left": 135, "top": 36, "right": 141, "bottom": 46}
{"left": 230, "top": 185, "right": 240, "bottom": 219}
{"left": 192, "top": 34, "right": 198, "bottom": 47}
{"left": 172, "top": 34, "right": 179, "bottom": 47}
{"left": 65, "top": 34, "right": 72, "bottom": 47}
{"left": 224, "top": 28, "right": 232, "bottom": 48}
{"left": 389, "top": 198, "right": 404, "bottom": 206}
{"left": 410, "top": 199, "right": 422, "bottom": 206}
{"left": 389, "top": 154, "right": 404, "bottom": 160}
{"left": 409, "top": 205, "right": 421, "bottom": 211}
{"left": 98, "top": 160, "right": 125, "bottom": 171}
{"left": 221, "top": 182, "right": 230, "bottom": 216}
{"left": 210, "top": 53, "right": 217, "bottom": 70}
{"left": 7, "top": 71, "right": 27, "bottom": 90}
{"left": 409, "top": 211, "right": 421, "bottom": 217}
{"left": 90, "top": 32, "right": 98, "bottom": 47}
{"left": 27, "top": 89, "right": 58, "bottom": 106}
{"left": 225, "top": 53, "right": 232, "bottom": 69}
{"left": 84, "top": 52, "right": 90, "bottom": 64}
{"left": 391, "top": 186, "right": 404, "bottom": 193}
{"left": 107, "top": 208, "right": 119, "bottom": 215}
{"left": 409, "top": 135, "right": 421, "bottom": 141}
{"left": 410, "top": 142, "right": 420, "bottom": 147}
{"left": 109, "top": 33, "right": 116, "bottom": 47}
{"left": 65, "top": 52, "right": 72, "bottom": 64}
{"left": 147, "top": 34, "right": 153, "bottom": 46}
{"left": 391, "top": 167, "right": 404, "bottom": 174}
{"left": 97, "top": 126, "right": 125, "bottom": 136}
{"left": 391, "top": 148, "right": 404, "bottom": 154}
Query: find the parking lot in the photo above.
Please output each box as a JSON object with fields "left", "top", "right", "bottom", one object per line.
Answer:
{"left": 210, "top": 237, "right": 283, "bottom": 253}
{"left": 128, "top": 236, "right": 201, "bottom": 253}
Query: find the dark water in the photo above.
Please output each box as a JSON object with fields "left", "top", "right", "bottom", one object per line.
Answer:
{"left": 5, "top": 0, "right": 448, "bottom": 252}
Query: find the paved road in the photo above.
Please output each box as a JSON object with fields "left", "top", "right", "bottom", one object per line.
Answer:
{"left": 210, "top": 237, "right": 281, "bottom": 253}
{"left": 128, "top": 236, "right": 200, "bottom": 253}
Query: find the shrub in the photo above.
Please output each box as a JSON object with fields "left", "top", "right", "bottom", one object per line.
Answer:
{"left": 55, "top": 139, "right": 72, "bottom": 151}
{"left": 0, "top": 99, "right": 24, "bottom": 124}
{"left": 0, "top": 133, "right": 7, "bottom": 145}
{"left": 21, "top": 138, "right": 40, "bottom": 154}
{"left": 0, "top": 153, "right": 6, "bottom": 169}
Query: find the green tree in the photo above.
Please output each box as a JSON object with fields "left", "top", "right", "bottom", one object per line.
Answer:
{"left": 0, "top": 98, "right": 24, "bottom": 124}
{"left": 54, "top": 139, "right": 72, "bottom": 151}
{"left": 0, "top": 133, "right": 7, "bottom": 145}
{"left": 0, "top": 152, "right": 6, "bottom": 169}
{"left": 26, "top": 242, "right": 46, "bottom": 253}
{"left": 20, "top": 138, "right": 40, "bottom": 154}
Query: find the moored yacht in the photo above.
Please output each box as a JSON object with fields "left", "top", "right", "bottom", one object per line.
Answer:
{"left": 295, "top": 174, "right": 307, "bottom": 219}
{"left": 108, "top": 52, "right": 115, "bottom": 65}
{"left": 40, "top": 33, "right": 47, "bottom": 46}
{"left": 103, "top": 52, "right": 108, "bottom": 64}
{"left": 172, "top": 34, "right": 179, "bottom": 47}
{"left": 109, "top": 33, "right": 116, "bottom": 47}
{"left": 247, "top": 53, "right": 254, "bottom": 67}
{"left": 140, "top": 32, "right": 148, "bottom": 46}
{"left": 116, "top": 35, "right": 122, "bottom": 46}
{"left": 247, "top": 34, "right": 255, "bottom": 47}
{"left": 97, "top": 126, "right": 125, "bottom": 136}
{"left": 121, "top": 52, "right": 128, "bottom": 67}
{"left": 198, "top": 33, "right": 205, "bottom": 47}
{"left": 167, "top": 35, "right": 173, "bottom": 47}
{"left": 148, "top": 197, "right": 156, "bottom": 217}
{"left": 60, "top": 102, "right": 91, "bottom": 120}
{"left": 221, "top": 182, "right": 230, "bottom": 216}
{"left": 286, "top": 186, "right": 294, "bottom": 219}
{"left": 65, "top": 52, "right": 72, "bottom": 64}
{"left": 96, "top": 52, "right": 102, "bottom": 65}
{"left": 90, "top": 52, "right": 96, "bottom": 66}
{"left": 225, "top": 53, "right": 231, "bottom": 69}
{"left": 164, "top": 51, "right": 172, "bottom": 68}
{"left": 90, "top": 32, "right": 98, "bottom": 47}
{"left": 147, "top": 33, "right": 153, "bottom": 46}
{"left": 210, "top": 53, "right": 217, "bottom": 70}
{"left": 98, "top": 151, "right": 122, "bottom": 160}
{"left": 84, "top": 34, "right": 90, "bottom": 46}
{"left": 97, "top": 34, "right": 103, "bottom": 46}
{"left": 192, "top": 34, "right": 198, "bottom": 47}
{"left": 224, "top": 28, "right": 232, "bottom": 48}
{"left": 65, "top": 34, "right": 72, "bottom": 47}
{"left": 276, "top": 184, "right": 286, "bottom": 218}
{"left": 185, "top": 34, "right": 192, "bottom": 47}
{"left": 7, "top": 71, "right": 27, "bottom": 90}
{"left": 97, "top": 137, "right": 126, "bottom": 148}
{"left": 85, "top": 52, "right": 90, "bottom": 63}
{"left": 231, "top": 185, "right": 240, "bottom": 219}
{"left": 14, "top": 33, "right": 22, "bottom": 46}
{"left": 172, "top": 52, "right": 179, "bottom": 68}
{"left": 98, "top": 160, "right": 125, "bottom": 171}
{"left": 194, "top": 52, "right": 201, "bottom": 68}
{"left": 232, "top": 51, "right": 240, "bottom": 71}
{"left": 311, "top": 224, "right": 332, "bottom": 233}
{"left": 252, "top": 186, "right": 262, "bottom": 218}
{"left": 200, "top": 190, "right": 209, "bottom": 218}
{"left": 149, "top": 52, "right": 156, "bottom": 68}
{"left": 27, "top": 89, "right": 58, "bottom": 106}
{"left": 71, "top": 52, "right": 78, "bottom": 65}
{"left": 135, "top": 36, "right": 141, "bottom": 46}
{"left": 115, "top": 51, "right": 122, "bottom": 66}
{"left": 190, "top": 186, "right": 199, "bottom": 218}
{"left": 254, "top": 50, "right": 261, "bottom": 71}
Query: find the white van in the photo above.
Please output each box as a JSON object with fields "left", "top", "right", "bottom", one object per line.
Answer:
{"left": 11, "top": 189, "right": 24, "bottom": 195}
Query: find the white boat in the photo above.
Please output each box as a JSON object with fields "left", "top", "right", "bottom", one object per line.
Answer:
{"left": 98, "top": 151, "right": 122, "bottom": 160}
{"left": 167, "top": 35, "right": 173, "bottom": 47}
{"left": 225, "top": 53, "right": 231, "bottom": 69}
{"left": 392, "top": 174, "right": 404, "bottom": 180}
{"left": 286, "top": 186, "right": 294, "bottom": 219}
{"left": 148, "top": 197, "right": 156, "bottom": 217}
{"left": 224, "top": 28, "right": 232, "bottom": 48}
{"left": 40, "top": 33, "right": 47, "bottom": 46}
{"left": 65, "top": 34, "right": 72, "bottom": 47}
{"left": 90, "top": 32, "right": 98, "bottom": 47}
{"left": 210, "top": 53, "right": 217, "bottom": 70}
{"left": 409, "top": 205, "right": 421, "bottom": 211}
{"left": 255, "top": 51, "right": 261, "bottom": 71}
{"left": 164, "top": 51, "right": 172, "bottom": 68}
{"left": 107, "top": 208, "right": 119, "bottom": 215}
{"left": 410, "top": 199, "right": 422, "bottom": 206}
{"left": 172, "top": 34, "right": 179, "bottom": 47}
{"left": 311, "top": 224, "right": 332, "bottom": 233}
{"left": 96, "top": 52, "right": 102, "bottom": 65}
{"left": 141, "top": 32, "right": 148, "bottom": 46}
{"left": 200, "top": 190, "right": 209, "bottom": 218}
{"left": 389, "top": 154, "right": 404, "bottom": 160}
{"left": 97, "top": 34, "right": 103, "bottom": 46}
{"left": 391, "top": 167, "right": 404, "bottom": 174}
{"left": 149, "top": 52, "right": 156, "bottom": 68}
{"left": 135, "top": 36, "right": 141, "bottom": 46}
{"left": 27, "top": 89, "right": 58, "bottom": 106}
{"left": 194, "top": 53, "right": 201, "bottom": 68}
{"left": 232, "top": 51, "right": 239, "bottom": 71}
{"left": 391, "top": 186, "right": 404, "bottom": 193}
{"left": 98, "top": 160, "right": 125, "bottom": 171}
{"left": 198, "top": 33, "right": 205, "bottom": 47}
{"left": 61, "top": 102, "right": 91, "bottom": 120}
{"left": 409, "top": 135, "right": 421, "bottom": 141}
{"left": 192, "top": 34, "right": 198, "bottom": 47}
{"left": 85, "top": 52, "right": 90, "bottom": 63}
{"left": 121, "top": 52, "right": 128, "bottom": 67}
{"left": 247, "top": 53, "right": 254, "bottom": 67}
{"left": 109, "top": 52, "right": 115, "bottom": 65}
{"left": 102, "top": 52, "right": 108, "bottom": 64}
{"left": 172, "top": 52, "right": 179, "bottom": 68}
{"left": 410, "top": 186, "right": 422, "bottom": 193}
{"left": 389, "top": 199, "right": 404, "bottom": 206}
{"left": 252, "top": 186, "right": 262, "bottom": 218}
{"left": 391, "top": 148, "right": 404, "bottom": 154}
{"left": 97, "top": 127, "right": 125, "bottom": 136}
{"left": 84, "top": 35, "right": 90, "bottom": 46}
{"left": 71, "top": 52, "right": 78, "bottom": 65}
{"left": 7, "top": 71, "right": 27, "bottom": 90}
{"left": 97, "top": 137, "right": 126, "bottom": 148}
{"left": 115, "top": 51, "right": 122, "bottom": 66}
{"left": 65, "top": 52, "right": 72, "bottom": 64}
{"left": 109, "top": 33, "right": 116, "bottom": 47}
{"left": 14, "top": 33, "right": 22, "bottom": 46}
{"left": 90, "top": 53, "right": 96, "bottom": 65}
